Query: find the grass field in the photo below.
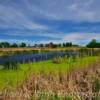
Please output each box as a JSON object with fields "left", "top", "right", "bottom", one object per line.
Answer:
{"left": 0, "top": 56, "right": 98, "bottom": 90}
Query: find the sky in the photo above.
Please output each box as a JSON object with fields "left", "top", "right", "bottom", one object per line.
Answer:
{"left": 0, "top": 0, "right": 100, "bottom": 45}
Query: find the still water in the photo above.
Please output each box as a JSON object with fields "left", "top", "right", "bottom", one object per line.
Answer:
{"left": 0, "top": 51, "right": 79, "bottom": 65}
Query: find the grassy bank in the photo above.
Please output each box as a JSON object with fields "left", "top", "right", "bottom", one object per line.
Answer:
{"left": 0, "top": 56, "right": 98, "bottom": 89}
{"left": 0, "top": 47, "right": 100, "bottom": 56}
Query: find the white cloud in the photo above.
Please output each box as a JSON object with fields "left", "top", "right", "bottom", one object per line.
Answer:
{"left": 0, "top": 0, "right": 100, "bottom": 25}
{"left": 63, "top": 33, "right": 100, "bottom": 42}
{"left": 0, "top": 0, "right": 100, "bottom": 29}
{"left": 27, "top": 0, "right": 100, "bottom": 22}
{"left": 0, "top": 4, "right": 48, "bottom": 30}
{"left": 3, "top": 31, "right": 63, "bottom": 40}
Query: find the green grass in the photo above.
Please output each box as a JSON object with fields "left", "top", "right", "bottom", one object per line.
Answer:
{"left": 24, "top": 56, "right": 98, "bottom": 74}
{"left": 0, "top": 56, "right": 98, "bottom": 89}
{"left": 32, "top": 93, "right": 73, "bottom": 100}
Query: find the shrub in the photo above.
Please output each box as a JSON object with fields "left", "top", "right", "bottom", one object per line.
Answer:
{"left": 52, "top": 56, "right": 62, "bottom": 64}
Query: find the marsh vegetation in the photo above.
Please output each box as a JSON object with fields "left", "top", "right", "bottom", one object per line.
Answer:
{"left": 0, "top": 48, "right": 99, "bottom": 100}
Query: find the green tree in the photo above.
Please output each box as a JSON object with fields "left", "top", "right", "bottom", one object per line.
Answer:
{"left": 87, "top": 39, "right": 100, "bottom": 48}
{"left": 11, "top": 43, "right": 18, "bottom": 48}
{"left": 20, "top": 42, "right": 26, "bottom": 47}
{"left": 0, "top": 42, "right": 10, "bottom": 48}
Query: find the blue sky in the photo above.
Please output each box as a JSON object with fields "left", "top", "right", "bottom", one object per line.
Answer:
{"left": 0, "top": 0, "right": 100, "bottom": 45}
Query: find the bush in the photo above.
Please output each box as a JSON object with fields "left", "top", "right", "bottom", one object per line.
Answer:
{"left": 52, "top": 56, "right": 62, "bottom": 64}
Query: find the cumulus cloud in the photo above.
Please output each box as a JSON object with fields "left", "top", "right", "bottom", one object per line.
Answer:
{"left": 0, "top": 3, "right": 48, "bottom": 30}
{"left": 63, "top": 33, "right": 100, "bottom": 44}
{"left": 19, "top": 0, "right": 100, "bottom": 22}
{"left": 1, "top": 0, "right": 100, "bottom": 23}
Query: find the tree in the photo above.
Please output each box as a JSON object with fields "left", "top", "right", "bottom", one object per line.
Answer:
{"left": 58, "top": 43, "right": 62, "bottom": 48}
{"left": 87, "top": 39, "right": 97, "bottom": 48}
{"left": 97, "top": 43, "right": 100, "bottom": 48}
{"left": 20, "top": 42, "right": 26, "bottom": 47}
{"left": 65, "top": 42, "right": 72, "bottom": 47}
{"left": 39, "top": 44, "right": 44, "bottom": 47}
{"left": 0, "top": 42, "right": 10, "bottom": 48}
{"left": 11, "top": 43, "right": 18, "bottom": 48}
{"left": 63, "top": 43, "right": 66, "bottom": 47}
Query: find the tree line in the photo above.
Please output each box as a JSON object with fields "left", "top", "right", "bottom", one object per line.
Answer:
{"left": 0, "top": 42, "right": 26, "bottom": 48}
{"left": 35, "top": 42, "right": 74, "bottom": 48}
{"left": 0, "top": 39, "right": 99, "bottom": 48}
{"left": 0, "top": 42, "right": 75, "bottom": 48}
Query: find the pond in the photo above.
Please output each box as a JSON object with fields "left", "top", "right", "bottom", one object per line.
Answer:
{"left": 0, "top": 51, "right": 79, "bottom": 65}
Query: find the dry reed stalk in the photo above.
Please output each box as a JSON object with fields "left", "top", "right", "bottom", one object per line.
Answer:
{"left": 0, "top": 59, "right": 100, "bottom": 100}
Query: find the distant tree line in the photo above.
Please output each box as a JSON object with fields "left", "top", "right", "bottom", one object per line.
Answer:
{"left": 0, "top": 39, "right": 100, "bottom": 48}
{"left": 86, "top": 39, "right": 100, "bottom": 48}
{"left": 0, "top": 42, "right": 26, "bottom": 48}
{"left": 34, "top": 42, "right": 78, "bottom": 48}
{"left": 0, "top": 42, "right": 77, "bottom": 48}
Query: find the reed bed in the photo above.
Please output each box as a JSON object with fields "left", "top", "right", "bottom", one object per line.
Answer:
{"left": 0, "top": 49, "right": 100, "bottom": 100}
{"left": 0, "top": 59, "right": 100, "bottom": 100}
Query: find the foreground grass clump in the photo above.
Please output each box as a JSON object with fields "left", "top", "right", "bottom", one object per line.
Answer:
{"left": 3, "top": 61, "right": 19, "bottom": 70}
{"left": 31, "top": 92, "right": 72, "bottom": 100}
{"left": 0, "top": 56, "right": 98, "bottom": 89}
